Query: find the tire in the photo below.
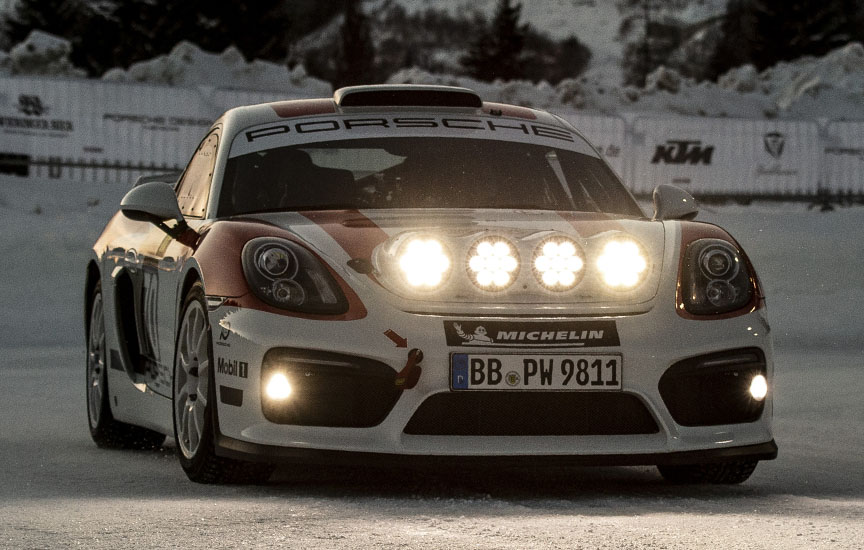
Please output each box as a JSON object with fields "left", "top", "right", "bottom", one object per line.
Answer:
{"left": 172, "top": 282, "right": 274, "bottom": 484}
{"left": 657, "top": 460, "right": 759, "bottom": 484}
{"left": 87, "top": 281, "right": 166, "bottom": 450}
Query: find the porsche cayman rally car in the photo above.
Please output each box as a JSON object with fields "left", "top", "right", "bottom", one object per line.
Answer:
{"left": 85, "top": 85, "right": 776, "bottom": 484}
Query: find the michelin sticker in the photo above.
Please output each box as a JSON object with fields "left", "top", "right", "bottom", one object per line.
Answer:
{"left": 444, "top": 320, "right": 620, "bottom": 348}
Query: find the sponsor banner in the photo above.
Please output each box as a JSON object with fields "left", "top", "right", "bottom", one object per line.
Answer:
{"left": 823, "top": 121, "right": 864, "bottom": 194}
{"left": 557, "top": 113, "right": 626, "bottom": 178}
{"left": 444, "top": 320, "right": 619, "bottom": 348}
{"left": 0, "top": 77, "right": 289, "bottom": 184}
{"left": 630, "top": 117, "right": 821, "bottom": 196}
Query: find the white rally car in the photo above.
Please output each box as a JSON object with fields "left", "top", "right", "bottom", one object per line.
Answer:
{"left": 85, "top": 85, "right": 776, "bottom": 484}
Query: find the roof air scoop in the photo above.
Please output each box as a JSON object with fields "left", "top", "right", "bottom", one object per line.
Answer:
{"left": 334, "top": 84, "right": 482, "bottom": 108}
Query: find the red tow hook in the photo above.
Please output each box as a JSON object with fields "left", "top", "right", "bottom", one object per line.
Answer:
{"left": 395, "top": 348, "right": 423, "bottom": 390}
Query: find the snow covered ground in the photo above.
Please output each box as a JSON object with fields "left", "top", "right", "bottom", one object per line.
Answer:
{"left": 0, "top": 175, "right": 862, "bottom": 547}
{"left": 0, "top": 348, "right": 861, "bottom": 548}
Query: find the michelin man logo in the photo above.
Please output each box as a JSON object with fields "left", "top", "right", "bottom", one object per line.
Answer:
{"left": 453, "top": 323, "right": 494, "bottom": 345}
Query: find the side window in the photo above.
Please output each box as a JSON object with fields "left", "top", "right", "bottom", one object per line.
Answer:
{"left": 175, "top": 131, "right": 219, "bottom": 218}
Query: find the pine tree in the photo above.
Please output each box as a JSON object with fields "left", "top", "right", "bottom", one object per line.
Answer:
{"left": 709, "top": 0, "right": 864, "bottom": 79}
{"left": 3, "top": 0, "right": 85, "bottom": 47}
{"left": 462, "top": 0, "right": 528, "bottom": 82}
{"left": 2, "top": 0, "right": 295, "bottom": 76}
{"left": 335, "top": 0, "right": 376, "bottom": 87}
{"left": 617, "top": 0, "right": 685, "bottom": 87}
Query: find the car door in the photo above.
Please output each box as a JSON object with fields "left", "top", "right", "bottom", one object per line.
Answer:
{"left": 138, "top": 129, "right": 220, "bottom": 396}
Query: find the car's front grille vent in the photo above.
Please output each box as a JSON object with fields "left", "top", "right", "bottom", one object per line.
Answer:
{"left": 659, "top": 347, "right": 766, "bottom": 427}
{"left": 261, "top": 348, "right": 401, "bottom": 427}
{"left": 404, "top": 392, "right": 659, "bottom": 436}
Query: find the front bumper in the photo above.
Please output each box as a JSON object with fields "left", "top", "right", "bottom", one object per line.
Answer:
{"left": 208, "top": 297, "right": 775, "bottom": 463}
{"left": 216, "top": 435, "right": 778, "bottom": 467}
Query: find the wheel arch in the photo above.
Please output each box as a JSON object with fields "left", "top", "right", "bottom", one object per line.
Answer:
{"left": 176, "top": 266, "right": 204, "bottom": 324}
{"left": 84, "top": 260, "right": 101, "bottom": 340}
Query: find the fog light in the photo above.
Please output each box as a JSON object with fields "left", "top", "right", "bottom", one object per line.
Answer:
{"left": 265, "top": 372, "right": 292, "bottom": 400}
{"left": 749, "top": 374, "right": 768, "bottom": 400}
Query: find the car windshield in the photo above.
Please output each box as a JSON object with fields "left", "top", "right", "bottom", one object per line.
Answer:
{"left": 217, "top": 137, "right": 642, "bottom": 217}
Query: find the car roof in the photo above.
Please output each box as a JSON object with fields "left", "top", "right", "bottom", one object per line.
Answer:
{"left": 215, "top": 84, "right": 570, "bottom": 136}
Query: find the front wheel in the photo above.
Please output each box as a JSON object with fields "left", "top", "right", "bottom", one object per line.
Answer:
{"left": 657, "top": 460, "right": 759, "bottom": 484}
{"left": 173, "top": 282, "right": 273, "bottom": 484}
{"left": 87, "top": 281, "right": 165, "bottom": 449}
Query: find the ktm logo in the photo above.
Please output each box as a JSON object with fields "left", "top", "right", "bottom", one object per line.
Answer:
{"left": 651, "top": 140, "right": 714, "bottom": 165}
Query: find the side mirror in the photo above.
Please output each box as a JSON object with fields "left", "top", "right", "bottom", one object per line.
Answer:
{"left": 121, "top": 181, "right": 183, "bottom": 225}
{"left": 652, "top": 184, "right": 698, "bottom": 221}
{"left": 120, "top": 181, "right": 198, "bottom": 247}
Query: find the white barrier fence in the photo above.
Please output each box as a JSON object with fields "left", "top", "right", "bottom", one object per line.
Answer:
{"left": 1, "top": 76, "right": 863, "bottom": 200}
{"left": 628, "top": 117, "right": 822, "bottom": 197}
{"left": 822, "top": 121, "right": 864, "bottom": 196}
{"left": 0, "top": 77, "right": 287, "bottom": 185}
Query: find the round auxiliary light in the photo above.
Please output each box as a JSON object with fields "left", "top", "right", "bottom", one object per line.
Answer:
{"left": 532, "top": 238, "right": 585, "bottom": 290}
{"left": 398, "top": 237, "right": 451, "bottom": 289}
{"left": 467, "top": 238, "right": 519, "bottom": 290}
{"left": 596, "top": 238, "right": 648, "bottom": 289}
{"left": 265, "top": 372, "right": 292, "bottom": 401}
{"left": 749, "top": 374, "right": 768, "bottom": 401}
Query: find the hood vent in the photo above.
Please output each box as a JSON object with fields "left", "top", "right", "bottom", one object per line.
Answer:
{"left": 334, "top": 84, "right": 482, "bottom": 108}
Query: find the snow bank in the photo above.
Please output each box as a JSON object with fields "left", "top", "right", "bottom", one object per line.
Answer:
{"left": 102, "top": 41, "right": 331, "bottom": 96}
{"left": 389, "top": 41, "right": 864, "bottom": 120}
{"left": 5, "top": 27, "right": 864, "bottom": 121}
{"left": 0, "top": 30, "right": 86, "bottom": 78}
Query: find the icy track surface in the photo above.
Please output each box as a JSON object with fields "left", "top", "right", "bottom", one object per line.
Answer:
{"left": 0, "top": 176, "right": 862, "bottom": 547}
{"left": 0, "top": 347, "right": 861, "bottom": 549}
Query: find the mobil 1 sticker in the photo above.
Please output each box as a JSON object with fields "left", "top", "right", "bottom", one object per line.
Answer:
{"left": 444, "top": 320, "right": 619, "bottom": 348}
{"left": 451, "top": 353, "right": 622, "bottom": 391}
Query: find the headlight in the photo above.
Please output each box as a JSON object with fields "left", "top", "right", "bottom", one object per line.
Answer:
{"left": 467, "top": 238, "right": 519, "bottom": 290}
{"left": 241, "top": 237, "right": 348, "bottom": 313}
{"left": 398, "top": 237, "right": 451, "bottom": 289}
{"left": 532, "top": 238, "right": 585, "bottom": 290}
{"left": 596, "top": 238, "right": 648, "bottom": 289}
{"left": 681, "top": 239, "right": 753, "bottom": 315}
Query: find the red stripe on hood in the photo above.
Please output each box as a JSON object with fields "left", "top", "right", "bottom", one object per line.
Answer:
{"left": 556, "top": 211, "right": 626, "bottom": 238}
{"left": 300, "top": 210, "right": 390, "bottom": 267}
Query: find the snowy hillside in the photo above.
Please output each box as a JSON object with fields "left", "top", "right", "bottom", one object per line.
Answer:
{"left": 377, "top": 0, "right": 727, "bottom": 82}
{"left": 8, "top": 27, "right": 864, "bottom": 121}
{"left": 389, "top": 41, "right": 864, "bottom": 119}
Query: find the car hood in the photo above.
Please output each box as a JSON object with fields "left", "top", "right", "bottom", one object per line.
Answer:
{"left": 243, "top": 209, "right": 666, "bottom": 312}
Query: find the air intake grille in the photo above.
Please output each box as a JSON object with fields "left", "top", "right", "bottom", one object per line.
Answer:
{"left": 404, "top": 392, "right": 659, "bottom": 436}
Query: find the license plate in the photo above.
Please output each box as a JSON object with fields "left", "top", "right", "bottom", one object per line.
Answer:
{"left": 450, "top": 353, "right": 622, "bottom": 391}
